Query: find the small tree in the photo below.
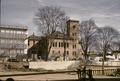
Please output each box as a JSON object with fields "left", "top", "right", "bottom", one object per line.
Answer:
{"left": 95, "top": 26, "right": 119, "bottom": 75}
{"left": 78, "top": 19, "right": 97, "bottom": 77}
{"left": 35, "top": 6, "right": 68, "bottom": 61}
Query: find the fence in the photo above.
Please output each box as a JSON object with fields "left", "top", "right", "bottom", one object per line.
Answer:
{"left": 91, "top": 69, "right": 117, "bottom": 75}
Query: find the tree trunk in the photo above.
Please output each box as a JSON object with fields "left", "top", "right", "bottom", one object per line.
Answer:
{"left": 102, "top": 46, "right": 107, "bottom": 75}
{"left": 102, "top": 53, "right": 105, "bottom": 75}
{"left": 45, "top": 38, "right": 49, "bottom": 61}
{"left": 82, "top": 50, "right": 88, "bottom": 79}
{"left": 102, "top": 50, "right": 106, "bottom": 75}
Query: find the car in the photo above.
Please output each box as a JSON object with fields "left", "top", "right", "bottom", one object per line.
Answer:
{"left": 113, "top": 68, "right": 120, "bottom": 77}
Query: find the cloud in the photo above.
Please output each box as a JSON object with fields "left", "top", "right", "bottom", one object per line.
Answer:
{"left": 1, "top": 0, "right": 40, "bottom": 34}
{"left": 1, "top": 0, "right": 120, "bottom": 34}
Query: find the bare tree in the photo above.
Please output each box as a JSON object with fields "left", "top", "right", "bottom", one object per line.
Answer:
{"left": 35, "top": 6, "right": 68, "bottom": 61}
{"left": 59, "top": 17, "right": 69, "bottom": 60}
{"left": 95, "top": 26, "right": 119, "bottom": 75}
{"left": 111, "top": 34, "right": 120, "bottom": 51}
{"left": 78, "top": 19, "right": 97, "bottom": 77}
{"left": 109, "top": 33, "right": 120, "bottom": 59}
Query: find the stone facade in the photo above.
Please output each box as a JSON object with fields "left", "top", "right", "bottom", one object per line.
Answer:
{"left": 28, "top": 20, "right": 82, "bottom": 61}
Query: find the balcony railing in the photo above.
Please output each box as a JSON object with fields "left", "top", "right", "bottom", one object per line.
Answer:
{"left": 0, "top": 33, "right": 27, "bottom": 39}
{"left": 0, "top": 43, "right": 27, "bottom": 49}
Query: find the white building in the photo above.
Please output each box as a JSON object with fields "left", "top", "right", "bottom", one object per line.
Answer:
{"left": 93, "top": 55, "right": 120, "bottom": 66}
{"left": 0, "top": 25, "right": 28, "bottom": 58}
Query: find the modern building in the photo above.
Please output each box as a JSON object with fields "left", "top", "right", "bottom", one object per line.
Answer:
{"left": 28, "top": 20, "right": 83, "bottom": 61}
{"left": 0, "top": 25, "right": 28, "bottom": 58}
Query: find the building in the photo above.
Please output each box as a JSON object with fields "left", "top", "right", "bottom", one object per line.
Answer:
{"left": 27, "top": 33, "right": 40, "bottom": 61}
{"left": 0, "top": 25, "right": 28, "bottom": 58}
{"left": 28, "top": 20, "right": 82, "bottom": 61}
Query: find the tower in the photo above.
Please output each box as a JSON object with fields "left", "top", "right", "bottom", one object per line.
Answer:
{"left": 67, "top": 20, "right": 79, "bottom": 39}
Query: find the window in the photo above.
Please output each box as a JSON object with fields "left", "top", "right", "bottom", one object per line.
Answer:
{"left": 21, "top": 50, "right": 24, "bottom": 54}
{"left": 6, "top": 30, "right": 9, "bottom": 33}
{"left": 74, "top": 33, "right": 76, "bottom": 36}
{"left": 59, "top": 42, "right": 61, "bottom": 47}
{"left": 17, "top": 50, "right": 20, "bottom": 54}
{"left": 17, "top": 31, "right": 21, "bottom": 34}
{"left": 1, "top": 30, "right": 5, "bottom": 33}
{"left": 1, "top": 39, "right": 5, "bottom": 43}
{"left": 64, "top": 43, "right": 66, "bottom": 48}
{"left": 73, "top": 44, "right": 76, "bottom": 49}
{"left": 72, "top": 51, "right": 76, "bottom": 56}
{"left": 9, "top": 30, "right": 12, "bottom": 33}
{"left": 75, "top": 44, "right": 76, "bottom": 48}
{"left": 21, "top": 31, "right": 24, "bottom": 34}
{"left": 72, "top": 33, "right": 77, "bottom": 36}
{"left": 52, "top": 50, "right": 55, "bottom": 54}
{"left": 63, "top": 42, "right": 69, "bottom": 48}
{"left": 28, "top": 41, "right": 30, "bottom": 45}
{"left": 53, "top": 42, "right": 57, "bottom": 47}
{"left": 72, "top": 33, "right": 74, "bottom": 36}
{"left": 74, "top": 52, "right": 76, "bottom": 56}
{"left": 66, "top": 43, "right": 69, "bottom": 48}
{"left": 55, "top": 42, "right": 57, "bottom": 47}
{"left": 13, "top": 30, "right": 16, "bottom": 34}
{"left": 73, "top": 25, "right": 76, "bottom": 29}
{"left": 67, "top": 51, "right": 69, "bottom": 55}
{"left": 61, "top": 42, "right": 64, "bottom": 47}
{"left": 53, "top": 42, "right": 55, "bottom": 47}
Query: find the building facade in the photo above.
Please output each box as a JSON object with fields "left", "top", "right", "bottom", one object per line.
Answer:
{"left": 0, "top": 25, "right": 28, "bottom": 58}
{"left": 27, "top": 33, "right": 40, "bottom": 61}
{"left": 49, "top": 20, "right": 82, "bottom": 60}
{"left": 28, "top": 20, "right": 82, "bottom": 61}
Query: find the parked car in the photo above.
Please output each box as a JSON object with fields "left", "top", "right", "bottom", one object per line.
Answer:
{"left": 113, "top": 68, "right": 120, "bottom": 77}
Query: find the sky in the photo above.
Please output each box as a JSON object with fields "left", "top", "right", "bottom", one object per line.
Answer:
{"left": 1, "top": 0, "right": 120, "bottom": 35}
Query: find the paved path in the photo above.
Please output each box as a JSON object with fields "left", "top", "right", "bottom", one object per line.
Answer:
{"left": 0, "top": 71, "right": 120, "bottom": 81}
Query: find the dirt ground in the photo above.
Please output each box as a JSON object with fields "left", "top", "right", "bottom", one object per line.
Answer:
{"left": 0, "top": 73, "right": 78, "bottom": 81}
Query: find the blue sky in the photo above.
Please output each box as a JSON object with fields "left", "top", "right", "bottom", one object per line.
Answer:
{"left": 1, "top": 0, "right": 120, "bottom": 35}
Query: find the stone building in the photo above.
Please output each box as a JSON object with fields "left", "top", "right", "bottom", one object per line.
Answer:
{"left": 0, "top": 25, "right": 28, "bottom": 59}
{"left": 27, "top": 33, "right": 40, "bottom": 61}
{"left": 28, "top": 20, "right": 82, "bottom": 61}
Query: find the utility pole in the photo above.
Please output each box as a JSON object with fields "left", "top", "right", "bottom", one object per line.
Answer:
{"left": 0, "top": 0, "right": 1, "bottom": 25}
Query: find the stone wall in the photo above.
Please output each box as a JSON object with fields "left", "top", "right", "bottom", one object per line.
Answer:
{"left": 29, "top": 61, "right": 80, "bottom": 70}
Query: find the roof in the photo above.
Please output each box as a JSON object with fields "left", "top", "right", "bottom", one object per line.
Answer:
{"left": 0, "top": 25, "right": 28, "bottom": 30}
{"left": 28, "top": 31, "right": 74, "bottom": 41}
{"left": 50, "top": 31, "right": 73, "bottom": 40}
{"left": 67, "top": 19, "right": 79, "bottom": 23}
{"left": 28, "top": 33, "right": 41, "bottom": 40}
{"left": 51, "top": 31, "right": 64, "bottom": 37}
